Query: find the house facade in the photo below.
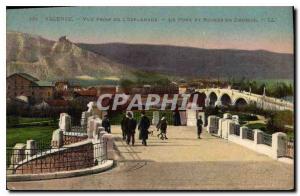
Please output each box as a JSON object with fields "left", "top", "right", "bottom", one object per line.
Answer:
{"left": 7, "top": 73, "right": 39, "bottom": 99}
{"left": 7, "top": 73, "right": 54, "bottom": 103}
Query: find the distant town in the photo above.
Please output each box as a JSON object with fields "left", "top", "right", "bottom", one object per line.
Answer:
{"left": 7, "top": 72, "right": 230, "bottom": 111}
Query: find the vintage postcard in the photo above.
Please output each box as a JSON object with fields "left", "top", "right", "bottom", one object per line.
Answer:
{"left": 6, "top": 6, "right": 294, "bottom": 190}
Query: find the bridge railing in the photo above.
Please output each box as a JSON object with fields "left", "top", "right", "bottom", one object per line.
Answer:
{"left": 285, "top": 138, "right": 294, "bottom": 158}
{"left": 246, "top": 129, "right": 254, "bottom": 141}
{"left": 262, "top": 132, "right": 272, "bottom": 146}
{"left": 7, "top": 141, "right": 107, "bottom": 175}
{"left": 207, "top": 113, "right": 294, "bottom": 161}
{"left": 197, "top": 88, "right": 293, "bottom": 110}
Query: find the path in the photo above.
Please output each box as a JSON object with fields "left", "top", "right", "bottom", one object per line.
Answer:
{"left": 7, "top": 126, "right": 294, "bottom": 190}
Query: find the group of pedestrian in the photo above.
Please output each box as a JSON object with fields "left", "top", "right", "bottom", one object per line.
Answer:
{"left": 121, "top": 112, "right": 137, "bottom": 145}
{"left": 121, "top": 111, "right": 150, "bottom": 146}
{"left": 102, "top": 111, "right": 204, "bottom": 147}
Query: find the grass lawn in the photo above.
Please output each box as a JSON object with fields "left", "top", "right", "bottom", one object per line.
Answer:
{"left": 246, "top": 123, "right": 269, "bottom": 133}
{"left": 7, "top": 116, "right": 56, "bottom": 128}
{"left": 18, "top": 117, "right": 51, "bottom": 124}
{"left": 246, "top": 122, "right": 294, "bottom": 140}
{"left": 7, "top": 125, "right": 57, "bottom": 148}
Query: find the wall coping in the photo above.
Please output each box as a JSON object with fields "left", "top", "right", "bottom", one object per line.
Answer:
{"left": 63, "top": 131, "right": 87, "bottom": 137}
{"left": 7, "top": 160, "right": 113, "bottom": 182}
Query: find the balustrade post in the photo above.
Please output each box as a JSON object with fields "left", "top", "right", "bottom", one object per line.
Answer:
{"left": 11, "top": 143, "right": 26, "bottom": 166}
{"left": 271, "top": 132, "right": 287, "bottom": 158}
{"left": 25, "top": 140, "right": 37, "bottom": 158}
{"left": 51, "top": 129, "right": 63, "bottom": 148}
{"left": 240, "top": 126, "right": 248, "bottom": 139}
{"left": 59, "top": 113, "right": 71, "bottom": 132}
{"left": 254, "top": 129, "right": 263, "bottom": 144}
{"left": 102, "top": 134, "right": 115, "bottom": 160}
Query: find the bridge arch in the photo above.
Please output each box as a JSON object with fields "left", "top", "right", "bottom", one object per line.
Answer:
{"left": 189, "top": 92, "right": 207, "bottom": 107}
{"left": 208, "top": 91, "right": 218, "bottom": 106}
{"left": 233, "top": 97, "right": 248, "bottom": 107}
{"left": 220, "top": 93, "right": 232, "bottom": 106}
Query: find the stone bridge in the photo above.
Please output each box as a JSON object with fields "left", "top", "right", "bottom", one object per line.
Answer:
{"left": 195, "top": 88, "right": 293, "bottom": 111}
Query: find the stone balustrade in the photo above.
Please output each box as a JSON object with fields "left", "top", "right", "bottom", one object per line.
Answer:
{"left": 207, "top": 115, "right": 220, "bottom": 134}
{"left": 59, "top": 113, "right": 71, "bottom": 132}
{"left": 102, "top": 134, "right": 114, "bottom": 160}
{"left": 207, "top": 114, "right": 291, "bottom": 160}
{"left": 8, "top": 102, "right": 115, "bottom": 180}
{"left": 51, "top": 129, "right": 64, "bottom": 148}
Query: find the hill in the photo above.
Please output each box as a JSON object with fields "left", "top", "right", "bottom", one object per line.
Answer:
{"left": 79, "top": 42, "right": 294, "bottom": 79}
{"left": 6, "top": 32, "right": 124, "bottom": 80}
{"left": 7, "top": 31, "right": 294, "bottom": 81}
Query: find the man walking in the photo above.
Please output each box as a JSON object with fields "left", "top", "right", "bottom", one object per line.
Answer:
{"left": 138, "top": 111, "right": 150, "bottom": 146}
{"left": 102, "top": 115, "right": 111, "bottom": 133}
{"left": 197, "top": 115, "right": 203, "bottom": 139}
{"left": 157, "top": 113, "right": 168, "bottom": 140}
{"left": 126, "top": 112, "right": 137, "bottom": 146}
{"left": 121, "top": 114, "right": 128, "bottom": 140}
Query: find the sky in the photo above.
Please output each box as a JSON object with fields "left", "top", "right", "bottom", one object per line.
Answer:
{"left": 6, "top": 7, "right": 294, "bottom": 54}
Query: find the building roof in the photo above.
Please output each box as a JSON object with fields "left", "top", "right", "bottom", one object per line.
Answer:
{"left": 45, "top": 99, "right": 69, "bottom": 107}
{"left": 34, "top": 81, "right": 54, "bottom": 87}
{"left": 74, "top": 90, "right": 97, "bottom": 97}
{"left": 7, "top": 73, "right": 39, "bottom": 82}
{"left": 55, "top": 81, "right": 69, "bottom": 85}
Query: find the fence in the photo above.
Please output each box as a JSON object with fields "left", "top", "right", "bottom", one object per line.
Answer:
{"left": 6, "top": 141, "right": 107, "bottom": 175}
{"left": 262, "top": 132, "right": 272, "bottom": 146}
{"left": 60, "top": 125, "right": 88, "bottom": 145}
{"left": 233, "top": 125, "right": 240, "bottom": 136}
{"left": 70, "top": 125, "right": 86, "bottom": 133}
{"left": 63, "top": 131, "right": 88, "bottom": 145}
{"left": 286, "top": 139, "right": 294, "bottom": 158}
{"left": 246, "top": 129, "right": 254, "bottom": 140}
{"left": 208, "top": 117, "right": 219, "bottom": 134}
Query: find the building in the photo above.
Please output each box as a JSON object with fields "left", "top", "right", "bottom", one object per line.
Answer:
{"left": 32, "top": 81, "right": 54, "bottom": 102}
{"left": 98, "top": 85, "right": 117, "bottom": 95}
{"left": 55, "top": 81, "right": 82, "bottom": 93}
{"left": 128, "top": 83, "right": 179, "bottom": 95}
{"left": 7, "top": 73, "right": 39, "bottom": 99}
{"left": 7, "top": 73, "right": 54, "bottom": 103}
{"left": 73, "top": 89, "right": 98, "bottom": 106}
{"left": 55, "top": 81, "right": 69, "bottom": 92}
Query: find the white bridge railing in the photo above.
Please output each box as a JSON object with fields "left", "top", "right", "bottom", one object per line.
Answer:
{"left": 197, "top": 88, "right": 293, "bottom": 111}
{"left": 207, "top": 114, "right": 294, "bottom": 161}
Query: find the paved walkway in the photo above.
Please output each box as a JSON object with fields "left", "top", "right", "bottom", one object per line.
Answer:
{"left": 7, "top": 126, "right": 294, "bottom": 190}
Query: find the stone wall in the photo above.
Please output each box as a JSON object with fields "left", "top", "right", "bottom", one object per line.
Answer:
{"left": 14, "top": 143, "right": 94, "bottom": 174}
{"left": 63, "top": 135, "right": 88, "bottom": 145}
{"left": 10, "top": 108, "right": 115, "bottom": 176}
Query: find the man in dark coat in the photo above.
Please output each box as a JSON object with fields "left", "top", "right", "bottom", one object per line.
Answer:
{"left": 126, "top": 113, "right": 137, "bottom": 146}
{"left": 157, "top": 113, "right": 168, "bottom": 140}
{"left": 197, "top": 115, "right": 203, "bottom": 139}
{"left": 102, "top": 115, "right": 111, "bottom": 133}
{"left": 121, "top": 114, "right": 128, "bottom": 140}
{"left": 138, "top": 111, "right": 150, "bottom": 146}
{"left": 173, "top": 110, "right": 181, "bottom": 126}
